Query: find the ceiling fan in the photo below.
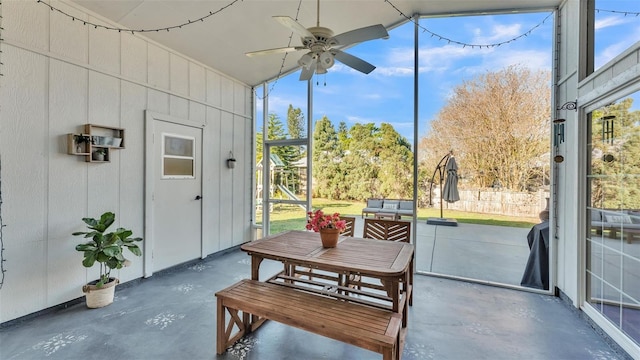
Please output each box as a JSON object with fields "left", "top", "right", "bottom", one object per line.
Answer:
{"left": 246, "top": 0, "right": 389, "bottom": 81}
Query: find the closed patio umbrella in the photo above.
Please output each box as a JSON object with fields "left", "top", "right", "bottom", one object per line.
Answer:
{"left": 442, "top": 156, "right": 460, "bottom": 203}
{"left": 427, "top": 151, "right": 459, "bottom": 226}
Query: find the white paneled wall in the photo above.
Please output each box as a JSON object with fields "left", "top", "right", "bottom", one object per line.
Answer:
{"left": 1, "top": 1, "right": 253, "bottom": 322}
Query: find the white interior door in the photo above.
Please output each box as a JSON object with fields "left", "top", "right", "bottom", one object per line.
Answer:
{"left": 147, "top": 116, "right": 203, "bottom": 273}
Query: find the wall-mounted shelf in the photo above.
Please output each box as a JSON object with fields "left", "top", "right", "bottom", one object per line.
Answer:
{"left": 67, "top": 124, "right": 125, "bottom": 163}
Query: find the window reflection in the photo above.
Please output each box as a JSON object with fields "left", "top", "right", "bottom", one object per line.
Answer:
{"left": 586, "top": 89, "right": 640, "bottom": 346}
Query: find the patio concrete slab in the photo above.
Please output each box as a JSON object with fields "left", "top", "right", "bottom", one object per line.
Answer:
{"left": 0, "top": 244, "right": 631, "bottom": 360}
{"left": 416, "top": 222, "right": 531, "bottom": 285}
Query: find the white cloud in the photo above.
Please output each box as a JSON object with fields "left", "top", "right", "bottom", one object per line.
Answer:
{"left": 362, "top": 93, "right": 383, "bottom": 100}
{"left": 483, "top": 49, "right": 551, "bottom": 72}
{"left": 346, "top": 115, "right": 376, "bottom": 124}
{"left": 374, "top": 66, "right": 414, "bottom": 76}
{"left": 264, "top": 93, "right": 307, "bottom": 116}
{"left": 595, "top": 25, "right": 640, "bottom": 68}
{"left": 474, "top": 23, "right": 522, "bottom": 43}
{"left": 595, "top": 15, "right": 629, "bottom": 30}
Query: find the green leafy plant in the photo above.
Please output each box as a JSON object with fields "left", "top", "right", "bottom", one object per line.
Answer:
{"left": 75, "top": 134, "right": 92, "bottom": 144}
{"left": 74, "top": 212, "right": 142, "bottom": 287}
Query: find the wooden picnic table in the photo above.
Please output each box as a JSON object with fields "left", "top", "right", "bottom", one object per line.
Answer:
{"left": 240, "top": 230, "right": 414, "bottom": 318}
{"left": 215, "top": 230, "right": 414, "bottom": 358}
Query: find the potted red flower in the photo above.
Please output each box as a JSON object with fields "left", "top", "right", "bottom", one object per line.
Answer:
{"left": 306, "top": 210, "right": 347, "bottom": 248}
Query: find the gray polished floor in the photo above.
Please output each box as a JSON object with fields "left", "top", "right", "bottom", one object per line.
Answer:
{"left": 0, "top": 242, "right": 632, "bottom": 360}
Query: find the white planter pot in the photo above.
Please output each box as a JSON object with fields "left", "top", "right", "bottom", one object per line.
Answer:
{"left": 92, "top": 151, "right": 105, "bottom": 161}
{"left": 82, "top": 278, "right": 118, "bottom": 308}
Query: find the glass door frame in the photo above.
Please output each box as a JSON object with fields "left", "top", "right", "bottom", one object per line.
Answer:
{"left": 259, "top": 82, "right": 313, "bottom": 236}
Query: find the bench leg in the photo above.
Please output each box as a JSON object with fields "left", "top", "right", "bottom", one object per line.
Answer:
{"left": 216, "top": 300, "right": 248, "bottom": 354}
{"left": 216, "top": 300, "right": 226, "bottom": 354}
{"left": 382, "top": 347, "right": 393, "bottom": 360}
{"left": 382, "top": 339, "right": 400, "bottom": 360}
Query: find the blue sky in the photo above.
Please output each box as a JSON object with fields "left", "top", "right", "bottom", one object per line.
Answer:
{"left": 257, "top": 1, "right": 640, "bottom": 144}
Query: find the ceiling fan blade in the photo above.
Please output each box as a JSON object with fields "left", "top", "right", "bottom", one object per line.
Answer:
{"left": 333, "top": 50, "right": 376, "bottom": 74}
{"left": 332, "top": 24, "right": 389, "bottom": 47}
{"left": 246, "top": 46, "right": 303, "bottom": 57}
{"left": 273, "top": 16, "right": 315, "bottom": 40}
{"left": 299, "top": 61, "right": 317, "bottom": 81}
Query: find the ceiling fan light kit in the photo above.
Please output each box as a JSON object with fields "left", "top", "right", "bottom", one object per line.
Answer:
{"left": 298, "top": 53, "right": 315, "bottom": 68}
{"left": 319, "top": 52, "right": 335, "bottom": 68}
{"left": 246, "top": 0, "right": 389, "bottom": 81}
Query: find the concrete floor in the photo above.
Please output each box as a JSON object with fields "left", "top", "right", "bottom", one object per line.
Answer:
{"left": 0, "top": 238, "right": 633, "bottom": 360}
{"left": 416, "top": 222, "right": 532, "bottom": 285}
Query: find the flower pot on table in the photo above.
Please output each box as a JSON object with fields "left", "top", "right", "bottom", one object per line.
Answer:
{"left": 319, "top": 228, "right": 340, "bottom": 248}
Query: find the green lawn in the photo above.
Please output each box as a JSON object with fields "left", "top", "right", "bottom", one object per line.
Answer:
{"left": 260, "top": 198, "right": 538, "bottom": 234}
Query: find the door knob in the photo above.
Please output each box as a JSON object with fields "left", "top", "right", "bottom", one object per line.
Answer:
{"left": 194, "top": 195, "right": 202, "bottom": 200}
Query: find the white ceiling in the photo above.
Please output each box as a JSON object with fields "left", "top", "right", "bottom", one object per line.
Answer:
{"left": 71, "top": 0, "right": 561, "bottom": 86}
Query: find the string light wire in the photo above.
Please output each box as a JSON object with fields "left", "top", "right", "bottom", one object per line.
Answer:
{"left": 384, "top": 0, "right": 553, "bottom": 48}
{"left": 35, "top": 0, "right": 639, "bottom": 92}
{"left": 36, "top": 0, "right": 243, "bottom": 34}
{"left": 596, "top": 8, "right": 640, "bottom": 17}
{"left": 257, "top": 0, "right": 304, "bottom": 100}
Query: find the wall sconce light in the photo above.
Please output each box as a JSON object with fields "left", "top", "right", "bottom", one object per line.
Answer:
{"left": 226, "top": 151, "right": 236, "bottom": 169}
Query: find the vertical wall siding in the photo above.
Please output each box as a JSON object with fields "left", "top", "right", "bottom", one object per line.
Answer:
{"left": 1, "top": 1, "right": 252, "bottom": 322}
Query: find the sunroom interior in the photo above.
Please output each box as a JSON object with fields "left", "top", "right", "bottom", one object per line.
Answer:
{"left": 1, "top": 0, "right": 640, "bottom": 359}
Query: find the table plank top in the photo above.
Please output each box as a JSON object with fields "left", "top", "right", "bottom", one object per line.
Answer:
{"left": 241, "top": 230, "right": 414, "bottom": 277}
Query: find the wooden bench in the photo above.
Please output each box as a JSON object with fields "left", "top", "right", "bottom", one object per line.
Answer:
{"left": 216, "top": 279, "right": 402, "bottom": 360}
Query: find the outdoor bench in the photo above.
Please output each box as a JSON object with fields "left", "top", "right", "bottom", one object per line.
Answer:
{"left": 362, "top": 198, "right": 414, "bottom": 219}
{"left": 591, "top": 209, "right": 640, "bottom": 243}
{"left": 215, "top": 279, "right": 402, "bottom": 360}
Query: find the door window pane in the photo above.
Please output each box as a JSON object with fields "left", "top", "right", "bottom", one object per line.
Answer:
{"left": 162, "top": 134, "right": 195, "bottom": 178}
{"left": 165, "top": 136, "right": 193, "bottom": 157}
{"left": 164, "top": 158, "right": 194, "bottom": 176}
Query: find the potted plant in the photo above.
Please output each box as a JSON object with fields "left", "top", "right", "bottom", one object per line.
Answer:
{"left": 74, "top": 212, "right": 142, "bottom": 308}
{"left": 74, "top": 134, "right": 91, "bottom": 153}
{"left": 306, "top": 209, "right": 347, "bottom": 248}
{"left": 92, "top": 148, "right": 107, "bottom": 161}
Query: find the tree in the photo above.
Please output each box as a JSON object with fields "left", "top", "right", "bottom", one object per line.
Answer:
{"left": 343, "top": 123, "right": 381, "bottom": 199}
{"left": 419, "top": 65, "right": 551, "bottom": 192}
{"left": 312, "top": 116, "right": 342, "bottom": 199}
{"left": 337, "top": 121, "right": 350, "bottom": 150}
{"left": 377, "top": 123, "right": 413, "bottom": 198}
{"left": 287, "top": 105, "right": 305, "bottom": 140}
{"left": 255, "top": 128, "right": 264, "bottom": 163}
{"left": 285, "top": 105, "right": 306, "bottom": 192}
{"left": 589, "top": 98, "right": 640, "bottom": 209}
{"left": 267, "top": 112, "right": 287, "bottom": 141}
{"left": 340, "top": 122, "right": 413, "bottom": 200}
